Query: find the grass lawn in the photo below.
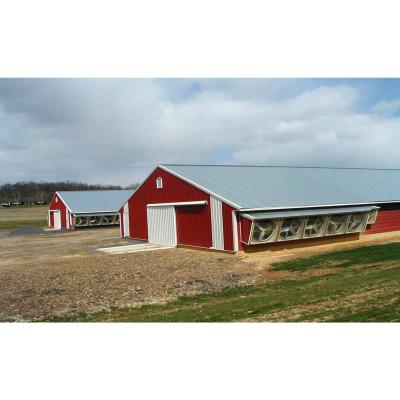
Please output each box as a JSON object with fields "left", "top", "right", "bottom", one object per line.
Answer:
{"left": 47, "top": 242, "right": 400, "bottom": 322}
{"left": 0, "top": 219, "right": 47, "bottom": 230}
{"left": 0, "top": 205, "right": 48, "bottom": 230}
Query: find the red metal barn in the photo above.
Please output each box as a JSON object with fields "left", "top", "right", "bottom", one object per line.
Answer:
{"left": 120, "top": 165, "right": 400, "bottom": 252}
{"left": 48, "top": 190, "right": 134, "bottom": 230}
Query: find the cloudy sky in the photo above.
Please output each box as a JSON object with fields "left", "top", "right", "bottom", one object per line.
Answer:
{"left": 1, "top": 78, "right": 400, "bottom": 186}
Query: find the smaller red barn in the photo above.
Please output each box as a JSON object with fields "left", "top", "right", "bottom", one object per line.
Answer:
{"left": 48, "top": 190, "right": 134, "bottom": 230}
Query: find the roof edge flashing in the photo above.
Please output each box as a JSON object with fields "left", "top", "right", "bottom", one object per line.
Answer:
{"left": 239, "top": 202, "right": 381, "bottom": 212}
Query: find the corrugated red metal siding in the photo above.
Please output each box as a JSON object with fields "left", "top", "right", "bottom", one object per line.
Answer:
{"left": 48, "top": 194, "right": 67, "bottom": 229}
{"left": 128, "top": 167, "right": 212, "bottom": 247}
{"left": 176, "top": 205, "right": 212, "bottom": 247}
{"left": 239, "top": 216, "right": 252, "bottom": 244}
{"left": 364, "top": 204, "right": 400, "bottom": 234}
{"left": 222, "top": 203, "right": 235, "bottom": 251}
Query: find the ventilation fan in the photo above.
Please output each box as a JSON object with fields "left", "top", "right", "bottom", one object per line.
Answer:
{"left": 279, "top": 218, "right": 303, "bottom": 241}
{"left": 303, "top": 216, "right": 326, "bottom": 238}
{"left": 326, "top": 215, "right": 348, "bottom": 235}
{"left": 251, "top": 220, "right": 277, "bottom": 243}
{"left": 367, "top": 210, "right": 378, "bottom": 224}
{"left": 89, "top": 216, "right": 101, "bottom": 226}
{"left": 347, "top": 213, "right": 366, "bottom": 233}
{"left": 101, "top": 215, "right": 114, "bottom": 225}
{"left": 75, "top": 216, "right": 88, "bottom": 227}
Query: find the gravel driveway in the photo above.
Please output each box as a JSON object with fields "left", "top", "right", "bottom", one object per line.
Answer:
{"left": 0, "top": 228, "right": 257, "bottom": 321}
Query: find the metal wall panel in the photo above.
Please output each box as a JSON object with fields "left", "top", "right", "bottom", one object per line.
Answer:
{"left": 147, "top": 206, "right": 177, "bottom": 246}
{"left": 239, "top": 215, "right": 253, "bottom": 244}
{"left": 123, "top": 203, "right": 130, "bottom": 237}
{"left": 175, "top": 205, "right": 212, "bottom": 248}
{"left": 210, "top": 196, "right": 224, "bottom": 250}
{"left": 222, "top": 202, "right": 236, "bottom": 251}
{"left": 364, "top": 204, "right": 400, "bottom": 234}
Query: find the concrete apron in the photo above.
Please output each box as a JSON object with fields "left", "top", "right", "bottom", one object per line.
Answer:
{"left": 95, "top": 243, "right": 174, "bottom": 254}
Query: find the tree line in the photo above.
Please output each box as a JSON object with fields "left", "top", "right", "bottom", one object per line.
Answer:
{"left": 0, "top": 181, "right": 139, "bottom": 204}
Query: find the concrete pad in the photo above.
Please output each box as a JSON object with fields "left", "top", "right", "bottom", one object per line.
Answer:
{"left": 95, "top": 243, "right": 174, "bottom": 254}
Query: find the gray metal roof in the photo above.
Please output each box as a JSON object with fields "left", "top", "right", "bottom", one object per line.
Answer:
{"left": 57, "top": 190, "right": 134, "bottom": 214}
{"left": 160, "top": 164, "right": 400, "bottom": 210}
{"left": 242, "top": 205, "right": 378, "bottom": 220}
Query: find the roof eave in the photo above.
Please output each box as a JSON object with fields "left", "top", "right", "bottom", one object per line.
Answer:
{"left": 238, "top": 201, "right": 386, "bottom": 212}
{"left": 73, "top": 211, "right": 120, "bottom": 215}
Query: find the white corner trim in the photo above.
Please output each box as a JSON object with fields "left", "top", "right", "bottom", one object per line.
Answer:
{"left": 123, "top": 202, "right": 130, "bottom": 238}
{"left": 232, "top": 211, "right": 239, "bottom": 252}
{"left": 210, "top": 196, "right": 224, "bottom": 250}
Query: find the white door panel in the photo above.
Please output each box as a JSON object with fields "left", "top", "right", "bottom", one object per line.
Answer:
{"left": 147, "top": 206, "right": 177, "bottom": 246}
{"left": 54, "top": 211, "right": 61, "bottom": 230}
{"left": 210, "top": 196, "right": 224, "bottom": 250}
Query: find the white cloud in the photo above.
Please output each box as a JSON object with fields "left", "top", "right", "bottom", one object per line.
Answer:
{"left": 0, "top": 79, "right": 399, "bottom": 185}
{"left": 372, "top": 97, "right": 400, "bottom": 115}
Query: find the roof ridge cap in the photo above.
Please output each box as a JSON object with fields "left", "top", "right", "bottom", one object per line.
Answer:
{"left": 161, "top": 163, "right": 400, "bottom": 171}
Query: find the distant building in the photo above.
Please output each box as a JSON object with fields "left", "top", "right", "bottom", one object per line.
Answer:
{"left": 119, "top": 164, "right": 400, "bottom": 252}
{"left": 48, "top": 190, "right": 134, "bottom": 230}
{"left": 21, "top": 196, "right": 36, "bottom": 204}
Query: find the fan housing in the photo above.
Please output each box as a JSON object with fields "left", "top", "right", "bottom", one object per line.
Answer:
{"left": 250, "top": 220, "right": 279, "bottom": 243}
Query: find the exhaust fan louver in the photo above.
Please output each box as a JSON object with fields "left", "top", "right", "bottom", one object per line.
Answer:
{"left": 347, "top": 213, "right": 367, "bottom": 233}
{"left": 251, "top": 220, "right": 278, "bottom": 243}
{"left": 75, "top": 216, "right": 89, "bottom": 227}
{"left": 89, "top": 216, "right": 101, "bottom": 226}
{"left": 303, "top": 216, "right": 327, "bottom": 238}
{"left": 367, "top": 209, "right": 378, "bottom": 224}
{"left": 101, "top": 215, "right": 114, "bottom": 225}
{"left": 326, "top": 214, "right": 348, "bottom": 235}
{"left": 279, "top": 218, "right": 304, "bottom": 241}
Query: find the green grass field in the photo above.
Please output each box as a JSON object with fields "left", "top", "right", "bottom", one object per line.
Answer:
{"left": 0, "top": 219, "right": 47, "bottom": 230}
{"left": 47, "top": 242, "right": 400, "bottom": 322}
{"left": 0, "top": 205, "right": 47, "bottom": 230}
